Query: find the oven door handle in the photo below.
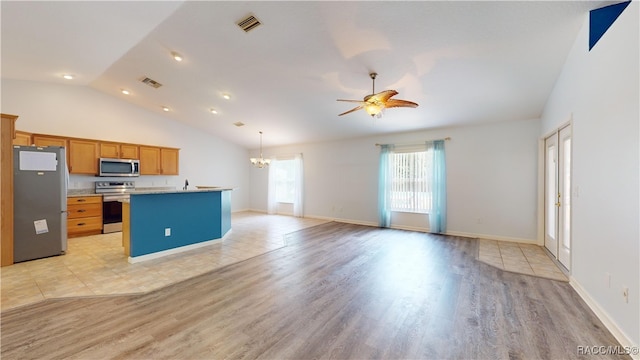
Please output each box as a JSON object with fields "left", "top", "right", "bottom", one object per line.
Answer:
{"left": 103, "top": 195, "right": 130, "bottom": 202}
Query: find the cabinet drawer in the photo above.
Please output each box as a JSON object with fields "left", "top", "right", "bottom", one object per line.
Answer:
{"left": 68, "top": 196, "right": 102, "bottom": 205}
{"left": 67, "top": 216, "right": 103, "bottom": 234}
{"left": 68, "top": 203, "right": 102, "bottom": 219}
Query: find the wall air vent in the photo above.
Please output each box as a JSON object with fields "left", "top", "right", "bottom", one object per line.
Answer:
{"left": 140, "top": 76, "right": 163, "bottom": 89}
{"left": 236, "top": 15, "right": 261, "bottom": 33}
{"left": 233, "top": 122, "right": 245, "bottom": 127}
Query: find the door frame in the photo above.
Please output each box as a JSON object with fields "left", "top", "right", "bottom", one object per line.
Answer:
{"left": 537, "top": 117, "right": 572, "bottom": 270}
{"left": 544, "top": 132, "right": 560, "bottom": 257}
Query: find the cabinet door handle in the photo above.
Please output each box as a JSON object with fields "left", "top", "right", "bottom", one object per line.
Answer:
{"left": 77, "top": 222, "right": 86, "bottom": 226}
{"left": 78, "top": 209, "right": 86, "bottom": 213}
{"left": 77, "top": 199, "right": 86, "bottom": 202}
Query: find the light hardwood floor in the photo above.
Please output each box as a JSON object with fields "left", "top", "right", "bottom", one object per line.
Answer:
{"left": 1, "top": 220, "right": 627, "bottom": 359}
{"left": 1, "top": 212, "right": 328, "bottom": 311}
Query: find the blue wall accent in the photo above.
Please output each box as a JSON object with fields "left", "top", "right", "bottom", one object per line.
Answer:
{"left": 589, "top": 1, "right": 631, "bottom": 51}
{"left": 129, "top": 191, "right": 231, "bottom": 257}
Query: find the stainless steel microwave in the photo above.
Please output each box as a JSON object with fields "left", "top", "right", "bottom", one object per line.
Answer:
{"left": 99, "top": 158, "right": 140, "bottom": 177}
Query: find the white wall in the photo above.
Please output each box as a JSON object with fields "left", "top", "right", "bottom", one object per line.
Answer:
{"left": 1, "top": 79, "right": 251, "bottom": 211}
{"left": 251, "top": 118, "right": 540, "bottom": 242}
{"left": 541, "top": 4, "right": 639, "bottom": 348}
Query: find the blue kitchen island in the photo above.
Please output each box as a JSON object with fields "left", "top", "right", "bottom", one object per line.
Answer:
{"left": 122, "top": 188, "right": 232, "bottom": 263}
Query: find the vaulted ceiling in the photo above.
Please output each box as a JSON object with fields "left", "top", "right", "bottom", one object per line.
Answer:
{"left": 1, "top": 1, "right": 612, "bottom": 148}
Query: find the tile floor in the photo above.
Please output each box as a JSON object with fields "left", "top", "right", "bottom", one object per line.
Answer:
{"left": 477, "top": 239, "right": 569, "bottom": 281}
{"left": 1, "top": 212, "right": 328, "bottom": 311}
{"left": 1, "top": 213, "right": 568, "bottom": 312}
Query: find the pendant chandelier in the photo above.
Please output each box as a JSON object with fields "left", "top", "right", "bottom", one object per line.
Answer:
{"left": 250, "top": 131, "right": 270, "bottom": 168}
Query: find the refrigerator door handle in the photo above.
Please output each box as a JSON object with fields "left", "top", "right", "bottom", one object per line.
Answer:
{"left": 61, "top": 210, "right": 68, "bottom": 253}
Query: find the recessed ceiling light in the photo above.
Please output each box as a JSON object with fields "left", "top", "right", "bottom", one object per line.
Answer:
{"left": 162, "top": 106, "right": 170, "bottom": 112}
{"left": 171, "top": 51, "right": 183, "bottom": 62}
{"left": 223, "top": 94, "right": 231, "bottom": 100}
{"left": 210, "top": 109, "right": 218, "bottom": 114}
{"left": 63, "top": 74, "right": 74, "bottom": 80}
{"left": 121, "top": 89, "right": 130, "bottom": 95}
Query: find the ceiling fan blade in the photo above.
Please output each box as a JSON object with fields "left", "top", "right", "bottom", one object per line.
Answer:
{"left": 368, "top": 90, "right": 398, "bottom": 103}
{"left": 385, "top": 99, "right": 419, "bottom": 108}
{"left": 338, "top": 105, "right": 364, "bottom": 116}
{"left": 337, "top": 99, "right": 366, "bottom": 103}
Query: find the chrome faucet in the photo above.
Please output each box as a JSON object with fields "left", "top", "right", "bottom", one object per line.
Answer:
{"left": 183, "top": 179, "right": 189, "bottom": 190}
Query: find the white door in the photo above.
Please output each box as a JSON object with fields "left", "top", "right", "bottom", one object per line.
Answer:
{"left": 544, "top": 133, "right": 559, "bottom": 258}
{"left": 557, "top": 126, "right": 572, "bottom": 269}
{"left": 544, "top": 125, "right": 572, "bottom": 270}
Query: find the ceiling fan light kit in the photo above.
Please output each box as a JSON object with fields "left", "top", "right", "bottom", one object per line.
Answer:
{"left": 337, "top": 72, "right": 418, "bottom": 118}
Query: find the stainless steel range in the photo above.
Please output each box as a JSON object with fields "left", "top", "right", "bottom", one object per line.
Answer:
{"left": 95, "top": 181, "right": 135, "bottom": 233}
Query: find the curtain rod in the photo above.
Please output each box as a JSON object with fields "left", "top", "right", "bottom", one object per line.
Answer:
{"left": 375, "top": 137, "right": 451, "bottom": 147}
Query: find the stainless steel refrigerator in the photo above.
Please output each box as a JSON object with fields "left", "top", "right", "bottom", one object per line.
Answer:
{"left": 13, "top": 146, "right": 67, "bottom": 262}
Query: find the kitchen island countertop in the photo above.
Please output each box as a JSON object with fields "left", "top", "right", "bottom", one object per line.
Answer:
{"left": 130, "top": 187, "right": 234, "bottom": 195}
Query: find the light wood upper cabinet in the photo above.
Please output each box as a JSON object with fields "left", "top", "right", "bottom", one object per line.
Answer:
{"left": 99, "top": 143, "right": 119, "bottom": 158}
{"left": 17, "top": 130, "right": 176, "bottom": 176}
{"left": 13, "top": 131, "right": 32, "bottom": 145}
{"left": 139, "top": 146, "right": 161, "bottom": 175}
{"left": 32, "top": 135, "right": 69, "bottom": 166}
{"left": 139, "top": 146, "right": 179, "bottom": 175}
{"left": 100, "top": 142, "right": 139, "bottom": 160}
{"left": 69, "top": 139, "right": 98, "bottom": 174}
{"left": 120, "top": 144, "right": 139, "bottom": 159}
{"left": 160, "top": 148, "right": 179, "bottom": 175}
{"left": 33, "top": 134, "right": 67, "bottom": 148}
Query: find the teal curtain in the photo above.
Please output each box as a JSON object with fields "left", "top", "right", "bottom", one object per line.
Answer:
{"left": 429, "top": 140, "right": 447, "bottom": 233}
{"left": 378, "top": 145, "right": 393, "bottom": 227}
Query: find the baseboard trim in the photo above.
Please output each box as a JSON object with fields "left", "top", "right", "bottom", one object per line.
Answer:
{"left": 237, "top": 211, "right": 536, "bottom": 243}
{"left": 445, "top": 230, "right": 537, "bottom": 244}
{"left": 333, "top": 218, "right": 378, "bottom": 227}
{"left": 391, "top": 224, "right": 429, "bottom": 233}
{"left": 570, "top": 277, "right": 639, "bottom": 359}
{"left": 128, "top": 230, "right": 232, "bottom": 264}
{"left": 232, "top": 208, "right": 251, "bottom": 213}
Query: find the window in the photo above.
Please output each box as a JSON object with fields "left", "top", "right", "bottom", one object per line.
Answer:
{"left": 268, "top": 154, "right": 304, "bottom": 217}
{"left": 389, "top": 150, "right": 432, "bottom": 213}
{"left": 273, "top": 159, "right": 295, "bottom": 203}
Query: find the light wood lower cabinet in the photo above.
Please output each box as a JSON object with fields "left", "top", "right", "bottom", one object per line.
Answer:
{"left": 67, "top": 196, "right": 103, "bottom": 238}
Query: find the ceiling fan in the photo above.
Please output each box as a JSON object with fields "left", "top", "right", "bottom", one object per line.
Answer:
{"left": 337, "top": 72, "right": 419, "bottom": 118}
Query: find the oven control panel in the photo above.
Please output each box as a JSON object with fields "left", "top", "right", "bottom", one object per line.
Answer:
{"left": 95, "top": 181, "right": 136, "bottom": 194}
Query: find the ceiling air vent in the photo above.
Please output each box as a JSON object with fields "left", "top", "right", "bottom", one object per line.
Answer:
{"left": 236, "top": 14, "right": 261, "bottom": 33}
{"left": 140, "top": 76, "right": 163, "bottom": 89}
{"left": 233, "top": 122, "right": 245, "bottom": 127}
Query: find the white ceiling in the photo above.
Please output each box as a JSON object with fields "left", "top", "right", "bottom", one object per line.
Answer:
{"left": 1, "top": 1, "right": 612, "bottom": 149}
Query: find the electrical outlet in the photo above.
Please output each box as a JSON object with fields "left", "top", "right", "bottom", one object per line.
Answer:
{"left": 622, "top": 287, "right": 629, "bottom": 303}
{"left": 165, "top": 228, "right": 171, "bottom": 237}
{"left": 476, "top": 218, "right": 483, "bottom": 224}
{"left": 606, "top": 273, "right": 611, "bottom": 288}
